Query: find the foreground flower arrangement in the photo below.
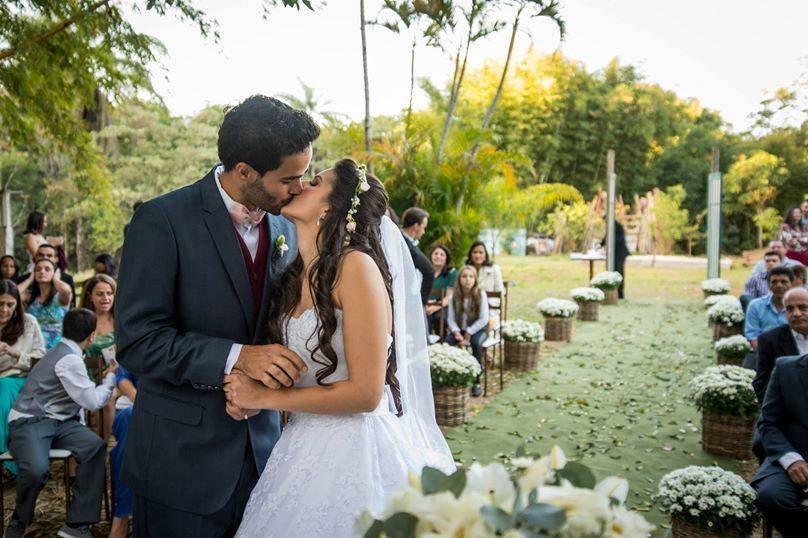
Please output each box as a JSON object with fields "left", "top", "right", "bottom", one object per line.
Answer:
{"left": 656, "top": 466, "right": 757, "bottom": 537}
{"left": 700, "top": 278, "right": 732, "bottom": 296}
{"left": 360, "top": 446, "right": 653, "bottom": 538}
{"left": 706, "top": 297, "right": 744, "bottom": 340}
{"left": 691, "top": 365, "right": 758, "bottom": 459}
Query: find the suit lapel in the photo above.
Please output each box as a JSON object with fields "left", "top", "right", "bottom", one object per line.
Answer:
{"left": 200, "top": 168, "right": 253, "bottom": 333}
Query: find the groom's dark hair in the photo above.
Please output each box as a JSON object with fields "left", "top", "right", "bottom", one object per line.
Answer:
{"left": 218, "top": 95, "right": 320, "bottom": 174}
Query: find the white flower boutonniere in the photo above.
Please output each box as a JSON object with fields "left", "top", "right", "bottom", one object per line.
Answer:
{"left": 275, "top": 235, "right": 289, "bottom": 259}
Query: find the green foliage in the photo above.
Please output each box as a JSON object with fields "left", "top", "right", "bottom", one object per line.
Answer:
{"left": 651, "top": 185, "right": 691, "bottom": 254}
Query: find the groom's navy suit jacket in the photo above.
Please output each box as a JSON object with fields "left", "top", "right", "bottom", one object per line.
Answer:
{"left": 753, "top": 354, "right": 808, "bottom": 484}
{"left": 115, "top": 166, "right": 296, "bottom": 515}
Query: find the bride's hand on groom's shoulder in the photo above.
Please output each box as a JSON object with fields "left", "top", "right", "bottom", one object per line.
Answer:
{"left": 224, "top": 371, "right": 271, "bottom": 411}
{"left": 234, "top": 344, "right": 308, "bottom": 389}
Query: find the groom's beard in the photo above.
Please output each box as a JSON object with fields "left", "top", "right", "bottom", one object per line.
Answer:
{"left": 244, "top": 180, "right": 293, "bottom": 215}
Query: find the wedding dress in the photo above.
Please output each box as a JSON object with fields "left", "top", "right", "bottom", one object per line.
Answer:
{"left": 235, "top": 216, "right": 455, "bottom": 538}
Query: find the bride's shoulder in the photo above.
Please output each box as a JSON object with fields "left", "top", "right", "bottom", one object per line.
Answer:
{"left": 335, "top": 250, "right": 384, "bottom": 291}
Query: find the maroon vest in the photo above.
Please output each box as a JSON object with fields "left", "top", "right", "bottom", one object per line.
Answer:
{"left": 234, "top": 218, "right": 270, "bottom": 320}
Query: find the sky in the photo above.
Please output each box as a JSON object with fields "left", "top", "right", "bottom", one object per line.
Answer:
{"left": 128, "top": 0, "right": 808, "bottom": 132}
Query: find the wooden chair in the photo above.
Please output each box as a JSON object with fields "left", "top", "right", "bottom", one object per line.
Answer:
{"left": 0, "top": 449, "right": 72, "bottom": 534}
{"left": 482, "top": 282, "right": 510, "bottom": 397}
{"left": 82, "top": 355, "right": 112, "bottom": 522}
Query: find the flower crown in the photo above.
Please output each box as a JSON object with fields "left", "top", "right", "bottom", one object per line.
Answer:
{"left": 343, "top": 163, "right": 370, "bottom": 246}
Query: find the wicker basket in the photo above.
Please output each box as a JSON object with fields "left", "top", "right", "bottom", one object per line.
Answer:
{"left": 433, "top": 386, "right": 469, "bottom": 427}
{"left": 603, "top": 288, "right": 618, "bottom": 305}
{"left": 713, "top": 323, "right": 744, "bottom": 341}
{"left": 716, "top": 351, "right": 745, "bottom": 366}
{"left": 672, "top": 516, "right": 746, "bottom": 538}
{"left": 576, "top": 300, "right": 599, "bottom": 321}
{"left": 702, "top": 412, "right": 755, "bottom": 460}
{"left": 504, "top": 341, "right": 541, "bottom": 371}
{"left": 545, "top": 317, "right": 573, "bottom": 342}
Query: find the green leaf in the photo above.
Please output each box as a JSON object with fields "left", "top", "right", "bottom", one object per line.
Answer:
{"left": 445, "top": 469, "right": 467, "bottom": 498}
{"left": 556, "top": 461, "right": 596, "bottom": 489}
{"left": 381, "top": 512, "right": 418, "bottom": 538}
{"left": 518, "top": 503, "right": 566, "bottom": 531}
{"left": 480, "top": 505, "right": 515, "bottom": 533}
{"left": 363, "top": 519, "right": 384, "bottom": 538}
{"left": 421, "top": 466, "right": 466, "bottom": 498}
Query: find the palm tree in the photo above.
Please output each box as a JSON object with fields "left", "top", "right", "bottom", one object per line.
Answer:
{"left": 276, "top": 79, "right": 341, "bottom": 124}
{"left": 455, "top": 0, "right": 565, "bottom": 214}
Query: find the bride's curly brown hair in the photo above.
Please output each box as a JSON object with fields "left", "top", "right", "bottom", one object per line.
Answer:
{"left": 266, "top": 158, "right": 402, "bottom": 415}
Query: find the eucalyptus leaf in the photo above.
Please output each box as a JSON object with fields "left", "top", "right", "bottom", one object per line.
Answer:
{"left": 382, "top": 512, "right": 419, "bottom": 538}
{"left": 363, "top": 519, "right": 384, "bottom": 538}
{"left": 421, "top": 467, "right": 450, "bottom": 495}
{"left": 518, "top": 503, "right": 566, "bottom": 531}
{"left": 480, "top": 505, "right": 515, "bottom": 533}
{"left": 557, "top": 461, "right": 596, "bottom": 489}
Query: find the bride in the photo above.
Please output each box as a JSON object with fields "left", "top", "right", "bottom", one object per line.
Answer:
{"left": 225, "top": 158, "right": 455, "bottom": 537}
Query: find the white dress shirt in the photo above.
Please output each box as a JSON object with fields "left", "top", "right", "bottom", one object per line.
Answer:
{"left": 791, "top": 330, "right": 808, "bottom": 355}
{"left": 214, "top": 165, "right": 255, "bottom": 374}
{"left": 7, "top": 339, "right": 115, "bottom": 423}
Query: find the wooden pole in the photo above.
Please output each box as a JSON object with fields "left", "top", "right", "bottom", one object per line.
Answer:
{"left": 606, "top": 150, "right": 616, "bottom": 272}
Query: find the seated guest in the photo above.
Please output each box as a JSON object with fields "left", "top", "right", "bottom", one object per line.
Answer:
{"left": 745, "top": 266, "right": 793, "bottom": 349}
{"left": 0, "top": 280, "right": 45, "bottom": 473}
{"left": 744, "top": 251, "right": 784, "bottom": 305}
{"left": 109, "top": 364, "right": 137, "bottom": 538}
{"left": 17, "top": 259, "right": 71, "bottom": 349}
{"left": 426, "top": 245, "right": 457, "bottom": 336}
{"left": 445, "top": 266, "right": 489, "bottom": 397}
{"left": 400, "top": 207, "right": 434, "bottom": 305}
{"left": 751, "top": 240, "right": 801, "bottom": 275}
{"left": 752, "top": 355, "right": 808, "bottom": 537}
{"left": 0, "top": 256, "right": 19, "bottom": 282}
{"left": 82, "top": 275, "right": 117, "bottom": 441}
{"left": 781, "top": 205, "right": 808, "bottom": 265}
{"left": 16, "top": 244, "right": 76, "bottom": 307}
{"left": 93, "top": 253, "right": 117, "bottom": 279}
{"left": 466, "top": 240, "right": 504, "bottom": 293}
{"left": 5, "top": 308, "right": 116, "bottom": 538}
{"left": 753, "top": 287, "right": 808, "bottom": 403}
{"left": 790, "top": 263, "right": 807, "bottom": 288}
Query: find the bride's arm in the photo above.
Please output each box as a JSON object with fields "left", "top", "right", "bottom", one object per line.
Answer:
{"left": 225, "top": 251, "right": 391, "bottom": 415}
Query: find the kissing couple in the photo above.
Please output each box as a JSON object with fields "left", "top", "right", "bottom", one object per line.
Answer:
{"left": 115, "top": 95, "right": 454, "bottom": 537}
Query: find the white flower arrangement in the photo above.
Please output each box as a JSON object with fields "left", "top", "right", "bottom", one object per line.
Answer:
{"left": 538, "top": 298, "right": 580, "bottom": 319}
{"left": 714, "top": 335, "right": 753, "bottom": 359}
{"left": 703, "top": 294, "right": 727, "bottom": 308}
{"left": 691, "top": 365, "right": 758, "bottom": 419}
{"left": 656, "top": 466, "right": 757, "bottom": 534}
{"left": 706, "top": 298, "right": 744, "bottom": 326}
{"left": 501, "top": 319, "right": 544, "bottom": 343}
{"left": 428, "top": 343, "right": 482, "bottom": 388}
{"left": 570, "top": 287, "right": 606, "bottom": 303}
{"left": 359, "top": 445, "right": 654, "bottom": 538}
{"left": 589, "top": 271, "right": 623, "bottom": 290}
{"left": 700, "top": 278, "right": 732, "bottom": 295}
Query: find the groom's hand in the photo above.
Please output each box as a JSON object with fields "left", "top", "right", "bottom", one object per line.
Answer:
{"left": 225, "top": 402, "right": 259, "bottom": 422}
{"left": 235, "top": 344, "right": 307, "bottom": 389}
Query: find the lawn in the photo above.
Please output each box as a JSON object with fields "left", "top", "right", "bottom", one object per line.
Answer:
{"left": 445, "top": 255, "right": 751, "bottom": 536}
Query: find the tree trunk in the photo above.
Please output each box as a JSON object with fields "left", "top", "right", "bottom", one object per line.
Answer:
{"left": 456, "top": 11, "right": 522, "bottom": 214}
{"left": 437, "top": 33, "right": 472, "bottom": 163}
{"left": 359, "top": 0, "right": 373, "bottom": 172}
{"left": 75, "top": 217, "right": 85, "bottom": 273}
{"left": 404, "top": 34, "right": 417, "bottom": 143}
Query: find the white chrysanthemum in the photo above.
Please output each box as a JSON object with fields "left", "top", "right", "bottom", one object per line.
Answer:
{"left": 501, "top": 319, "right": 544, "bottom": 343}
{"left": 706, "top": 299, "right": 744, "bottom": 326}
{"left": 428, "top": 343, "right": 481, "bottom": 388}
{"left": 538, "top": 298, "right": 579, "bottom": 318}
{"left": 714, "top": 335, "right": 753, "bottom": 356}
{"left": 590, "top": 271, "right": 623, "bottom": 289}
{"left": 656, "top": 466, "right": 757, "bottom": 524}
{"left": 700, "top": 278, "right": 731, "bottom": 294}
{"left": 571, "top": 287, "right": 606, "bottom": 303}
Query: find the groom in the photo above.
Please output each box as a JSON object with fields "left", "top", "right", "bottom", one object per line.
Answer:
{"left": 116, "top": 95, "right": 319, "bottom": 537}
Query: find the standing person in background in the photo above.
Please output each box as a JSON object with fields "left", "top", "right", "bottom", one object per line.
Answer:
{"left": 614, "top": 221, "right": 630, "bottom": 299}
{"left": 801, "top": 199, "right": 808, "bottom": 228}
{"left": 445, "top": 266, "right": 489, "bottom": 397}
{"left": 22, "top": 212, "right": 64, "bottom": 274}
{"left": 0, "top": 256, "right": 19, "bottom": 282}
{"left": 781, "top": 205, "right": 808, "bottom": 265}
{"left": 17, "top": 259, "right": 71, "bottom": 349}
{"left": 466, "top": 241, "right": 503, "bottom": 293}
{"left": 400, "top": 207, "right": 434, "bottom": 305}
{"left": 425, "top": 245, "right": 457, "bottom": 336}
{"left": 93, "top": 254, "right": 117, "bottom": 279}
{"left": 0, "top": 280, "right": 45, "bottom": 474}
{"left": 82, "top": 274, "right": 118, "bottom": 441}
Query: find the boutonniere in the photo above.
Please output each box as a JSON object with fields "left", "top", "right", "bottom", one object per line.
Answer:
{"left": 274, "top": 235, "right": 289, "bottom": 259}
